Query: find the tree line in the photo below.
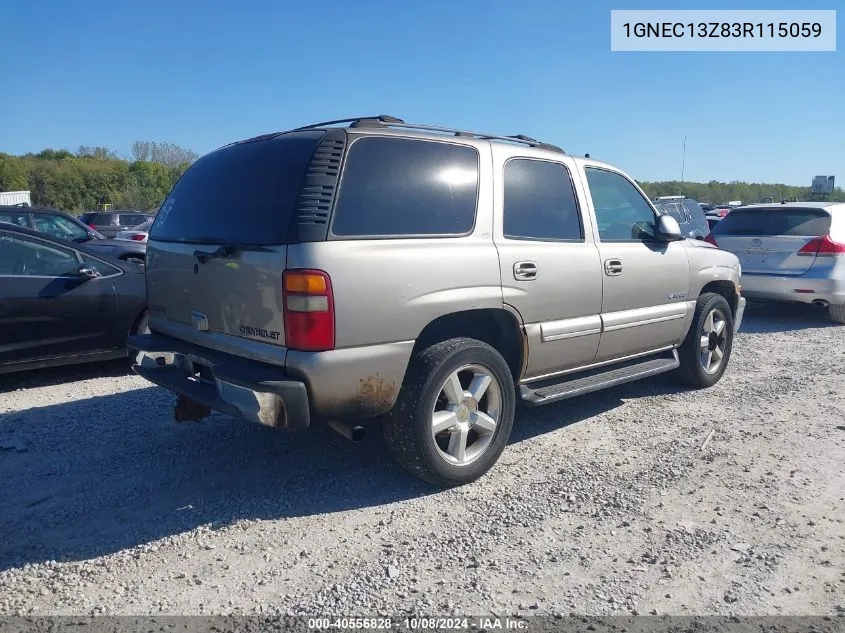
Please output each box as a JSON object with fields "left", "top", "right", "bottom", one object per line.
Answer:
{"left": 0, "top": 142, "right": 198, "bottom": 213}
{"left": 639, "top": 180, "right": 845, "bottom": 204}
{"left": 1, "top": 145, "right": 843, "bottom": 212}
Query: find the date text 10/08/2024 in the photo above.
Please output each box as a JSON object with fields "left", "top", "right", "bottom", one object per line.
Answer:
{"left": 622, "top": 22, "right": 822, "bottom": 39}
{"left": 307, "top": 617, "right": 528, "bottom": 630}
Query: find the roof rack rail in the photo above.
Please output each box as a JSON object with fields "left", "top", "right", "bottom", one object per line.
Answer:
{"left": 293, "top": 115, "right": 405, "bottom": 131}
{"left": 291, "top": 116, "right": 565, "bottom": 153}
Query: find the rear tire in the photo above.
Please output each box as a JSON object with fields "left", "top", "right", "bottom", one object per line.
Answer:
{"left": 674, "top": 293, "right": 734, "bottom": 388}
{"left": 383, "top": 338, "right": 515, "bottom": 488}
{"left": 830, "top": 304, "right": 845, "bottom": 324}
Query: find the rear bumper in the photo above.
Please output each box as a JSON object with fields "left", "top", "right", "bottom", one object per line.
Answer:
{"left": 741, "top": 273, "right": 845, "bottom": 305}
{"left": 129, "top": 332, "right": 310, "bottom": 430}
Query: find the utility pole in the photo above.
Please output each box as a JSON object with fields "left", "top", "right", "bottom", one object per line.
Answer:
{"left": 680, "top": 136, "right": 686, "bottom": 194}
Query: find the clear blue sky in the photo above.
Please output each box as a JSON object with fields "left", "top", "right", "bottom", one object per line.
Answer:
{"left": 1, "top": 0, "right": 841, "bottom": 185}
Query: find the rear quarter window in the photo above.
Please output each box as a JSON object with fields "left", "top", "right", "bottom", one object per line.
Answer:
{"left": 330, "top": 137, "right": 479, "bottom": 238}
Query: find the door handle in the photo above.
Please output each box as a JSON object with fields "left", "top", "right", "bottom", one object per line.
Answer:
{"left": 513, "top": 261, "right": 538, "bottom": 281}
{"left": 604, "top": 258, "right": 623, "bottom": 276}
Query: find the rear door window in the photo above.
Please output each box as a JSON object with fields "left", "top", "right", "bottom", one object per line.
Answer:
{"left": 32, "top": 214, "right": 89, "bottom": 240}
{"left": 331, "top": 137, "right": 478, "bottom": 237}
{"left": 0, "top": 211, "right": 30, "bottom": 228}
{"left": 503, "top": 159, "right": 583, "bottom": 241}
{"left": 713, "top": 208, "right": 831, "bottom": 236}
{"left": 150, "top": 131, "right": 325, "bottom": 244}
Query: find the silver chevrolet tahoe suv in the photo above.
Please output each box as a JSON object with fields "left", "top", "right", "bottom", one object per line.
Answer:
{"left": 130, "top": 115, "right": 746, "bottom": 487}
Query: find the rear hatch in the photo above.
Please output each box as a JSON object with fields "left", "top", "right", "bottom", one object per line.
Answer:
{"left": 710, "top": 207, "right": 831, "bottom": 275}
{"left": 145, "top": 130, "right": 327, "bottom": 361}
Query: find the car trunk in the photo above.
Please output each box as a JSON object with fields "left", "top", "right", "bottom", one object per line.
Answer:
{"left": 711, "top": 207, "right": 831, "bottom": 275}
{"left": 144, "top": 130, "right": 327, "bottom": 358}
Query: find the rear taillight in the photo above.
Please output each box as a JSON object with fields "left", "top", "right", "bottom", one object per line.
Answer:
{"left": 88, "top": 224, "right": 96, "bottom": 229}
{"left": 704, "top": 234, "right": 718, "bottom": 247}
{"left": 718, "top": 209, "right": 729, "bottom": 217}
{"left": 797, "top": 234, "right": 845, "bottom": 257}
{"left": 130, "top": 234, "right": 145, "bottom": 241}
{"left": 282, "top": 269, "right": 335, "bottom": 351}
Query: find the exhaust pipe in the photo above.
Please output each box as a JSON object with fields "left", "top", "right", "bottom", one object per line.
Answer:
{"left": 812, "top": 299, "right": 830, "bottom": 308}
{"left": 328, "top": 419, "right": 367, "bottom": 443}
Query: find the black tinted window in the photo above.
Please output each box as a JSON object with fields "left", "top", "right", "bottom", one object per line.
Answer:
{"left": 503, "top": 159, "right": 582, "bottom": 240}
{"left": 151, "top": 131, "right": 324, "bottom": 244}
{"left": 94, "top": 214, "right": 115, "bottom": 224}
{"left": 331, "top": 137, "right": 478, "bottom": 237}
{"left": 713, "top": 208, "right": 831, "bottom": 237}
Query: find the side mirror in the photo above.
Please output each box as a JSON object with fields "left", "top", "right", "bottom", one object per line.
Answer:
{"left": 77, "top": 265, "right": 101, "bottom": 279}
{"left": 655, "top": 215, "right": 683, "bottom": 242}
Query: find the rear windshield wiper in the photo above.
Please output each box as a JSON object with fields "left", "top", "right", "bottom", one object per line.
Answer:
{"left": 193, "top": 243, "right": 270, "bottom": 264}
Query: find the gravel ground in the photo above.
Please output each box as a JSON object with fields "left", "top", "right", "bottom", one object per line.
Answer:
{"left": 0, "top": 301, "right": 843, "bottom": 617}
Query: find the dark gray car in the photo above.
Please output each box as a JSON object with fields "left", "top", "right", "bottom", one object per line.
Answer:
{"left": 79, "top": 211, "right": 154, "bottom": 238}
{"left": 0, "top": 225, "right": 148, "bottom": 374}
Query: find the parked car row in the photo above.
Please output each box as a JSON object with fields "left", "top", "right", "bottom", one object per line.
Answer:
{"left": 79, "top": 211, "right": 155, "bottom": 238}
{"left": 0, "top": 206, "right": 148, "bottom": 265}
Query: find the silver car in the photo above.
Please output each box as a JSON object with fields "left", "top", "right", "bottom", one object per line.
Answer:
{"left": 115, "top": 219, "right": 153, "bottom": 243}
{"left": 707, "top": 202, "right": 845, "bottom": 323}
{"left": 130, "top": 115, "right": 745, "bottom": 487}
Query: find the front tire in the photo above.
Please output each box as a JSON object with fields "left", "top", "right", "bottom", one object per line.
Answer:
{"left": 383, "top": 338, "right": 516, "bottom": 488}
{"left": 830, "top": 304, "right": 845, "bottom": 324}
{"left": 675, "top": 293, "right": 734, "bottom": 388}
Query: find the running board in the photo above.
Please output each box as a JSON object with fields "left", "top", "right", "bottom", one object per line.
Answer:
{"left": 519, "top": 351, "right": 679, "bottom": 406}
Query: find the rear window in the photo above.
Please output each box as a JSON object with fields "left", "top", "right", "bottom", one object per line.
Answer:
{"left": 331, "top": 137, "right": 478, "bottom": 237}
{"left": 120, "top": 214, "right": 149, "bottom": 226}
{"left": 712, "top": 208, "right": 831, "bottom": 237}
{"left": 150, "top": 131, "right": 324, "bottom": 244}
{"left": 682, "top": 199, "right": 705, "bottom": 219}
{"left": 654, "top": 201, "right": 688, "bottom": 223}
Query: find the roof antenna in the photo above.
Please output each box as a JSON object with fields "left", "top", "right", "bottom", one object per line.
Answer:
{"left": 585, "top": 153, "right": 590, "bottom": 158}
